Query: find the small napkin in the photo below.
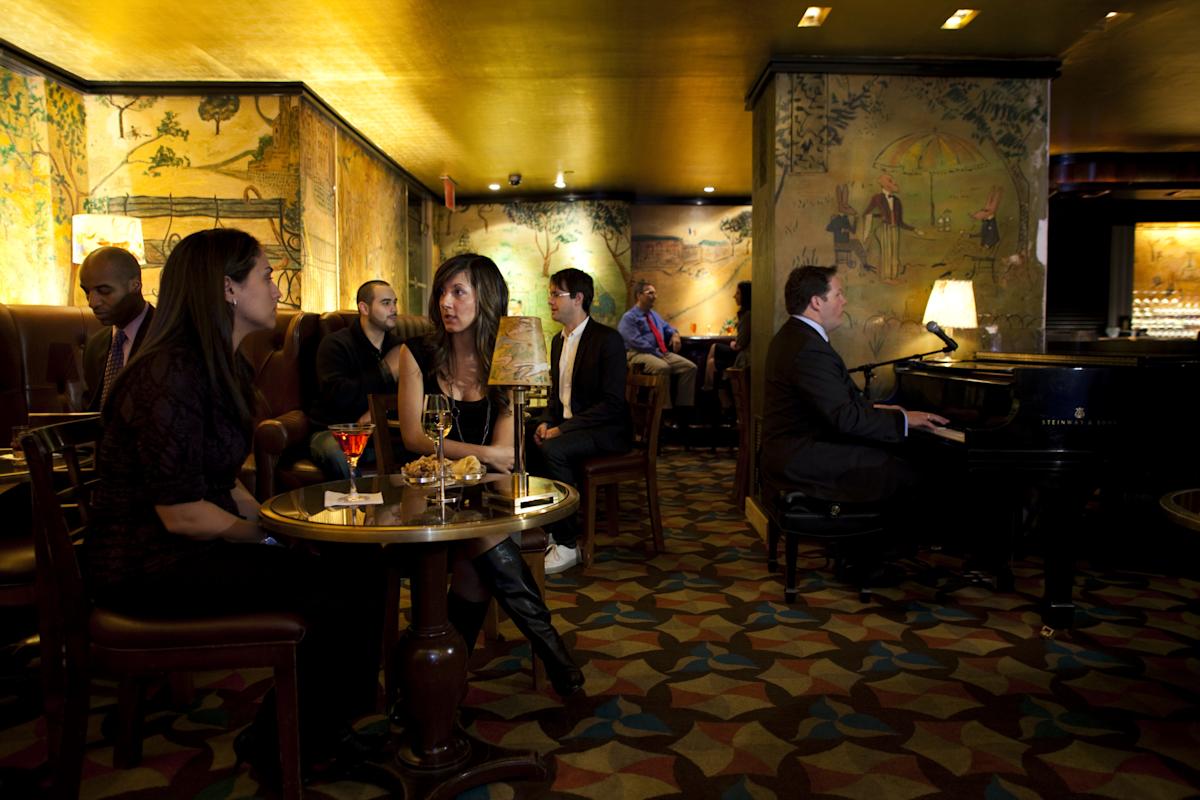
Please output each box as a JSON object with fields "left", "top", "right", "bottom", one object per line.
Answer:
{"left": 324, "top": 490, "right": 384, "bottom": 506}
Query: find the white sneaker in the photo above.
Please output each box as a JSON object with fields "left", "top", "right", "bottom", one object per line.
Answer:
{"left": 544, "top": 544, "right": 580, "bottom": 575}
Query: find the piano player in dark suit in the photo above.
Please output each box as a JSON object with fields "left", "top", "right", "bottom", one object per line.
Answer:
{"left": 80, "top": 246, "right": 154, "bottom": 411}
{"left": 531, "top": 267, "right": 632, "bottom": 575}
{"left": 761, "top": 265, "right": 947, "bottom": 503}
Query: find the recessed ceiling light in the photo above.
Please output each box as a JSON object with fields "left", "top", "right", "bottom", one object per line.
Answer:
{"left": 703, "top": 186, "right": 716, "bottom": 193}
{"left": 941, "top": 9, "right": 980, "bottom": 29}
{"left": 797, "top": 6, "right": 831, "bottom": 27}
{"left": 554, "top": 172, "right": 567, "bottom": 189}
{"left": 1105, "top": 10, "right": 1119, "bottom": 18}
{"left": 488, "top": 183, "right": 501, "bottom": 191}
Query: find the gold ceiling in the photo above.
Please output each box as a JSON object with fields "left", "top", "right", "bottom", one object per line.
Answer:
{"left": 3, "top": 0, "right": 1198, "bottom": 198}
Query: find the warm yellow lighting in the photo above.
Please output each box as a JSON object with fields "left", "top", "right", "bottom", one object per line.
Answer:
{"left": 797, "top": 6, "right": 831, "bottom": 27}
{"left": 1105, "top": 11, "right": 1119, "bottom": 18}
{"left": 923, "top": 280, "right": 978, "bottom": 330}
{"left": 554, "top": 172, "right": 567, "bottom": 189}
{"left": 703, "top": 186, "right": 715, "bottom": 193}
{"left": 488, "top": 183, "right": 501, "bottom": 191}
{"left": 71, "top": 214, "right": 145, "bottom": 265}
{"left": 941, "top": 9, "right": 980, "bottom": 29}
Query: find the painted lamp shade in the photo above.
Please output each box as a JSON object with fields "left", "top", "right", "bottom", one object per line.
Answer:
{"left": 71, "top": 214, "right": 146, "bottom": 265}
{"left": 488, "top": 316, "right": 552, "bottom": 387}
{"left": 923, "top": 279, "right": 978, "bottom": 330}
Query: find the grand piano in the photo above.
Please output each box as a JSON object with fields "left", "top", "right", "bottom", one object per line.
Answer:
{"left": 888, "top": 348, "right": 1200, "bottom": 630}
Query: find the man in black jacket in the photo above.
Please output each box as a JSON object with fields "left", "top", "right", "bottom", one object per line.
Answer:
{"left": 532, "top": 268, "right": 632, "bottom": 574}
{"left": 309, "top": 280, "right": 402, "bottom": 479}
{"left": 81, "top": 246, "right": 153, "bottom": 411}
{"left": 761, "top": 266, "right": 947, "bottom": 502}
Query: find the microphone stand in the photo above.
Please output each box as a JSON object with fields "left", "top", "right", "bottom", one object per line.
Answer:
{"left": 849, "top": 345, "right": 955, "bottom": 395}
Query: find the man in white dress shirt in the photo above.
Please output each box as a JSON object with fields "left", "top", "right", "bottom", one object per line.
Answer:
{"left": 532, "top": 268, "right": 632, "bottom": 574}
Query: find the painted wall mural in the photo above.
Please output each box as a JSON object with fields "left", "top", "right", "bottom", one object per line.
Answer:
{"left": 2, "top": 59, "right": 419, "bottom": 311}
{"left": 766, "top": 71, "right": 1049, "bottom": 392}
{"left": 0, "top": 65, "right": 86, "bottom": 303}
{"left": 336, "top": 128, "right": 407, "bottom": 309}
{"left": 631, "top": 204, "right": 752, "bottom": 336}
{"left": 436, "top": 201, "right": 752, "bottom": 345}
{"left": 83, "top": 92, "right": 303, "bottom": 306}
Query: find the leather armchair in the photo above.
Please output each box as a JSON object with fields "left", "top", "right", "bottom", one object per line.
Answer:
{"left": 241, "top": 309, "right": 432, "bottom": 501}
{"left": 0, "top": 303, "right": 101, "bottom": 443}
{"left": 239, "top": 310, "right": 322, "bottom": 500}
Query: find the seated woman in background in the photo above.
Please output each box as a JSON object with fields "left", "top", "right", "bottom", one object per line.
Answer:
{"left": 85, "top": 228, "right": 384, "bottom": 782}
{"left": 394, "top": 253, "right": 584, "bottom": 697}
{"left": 705, "top": 280, "right": 752, "bottom": 403}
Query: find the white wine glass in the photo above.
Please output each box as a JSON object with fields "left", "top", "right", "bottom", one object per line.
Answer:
{"left": 422, "top": 394, "right": 454, "bottom": 504}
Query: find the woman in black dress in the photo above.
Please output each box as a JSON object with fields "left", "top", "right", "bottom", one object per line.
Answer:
{"left": 394, "top": 253, "right": 584, "bottom": 697}
{"left": 86, "top": 228, "right": 384, "bottom": 782}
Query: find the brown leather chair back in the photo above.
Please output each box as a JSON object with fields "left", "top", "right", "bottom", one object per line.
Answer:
{"left": 239, "top": 309, "right": 321, "bottom": 421}
{"left": 0, "top": 303, "right": 102, "bottom": 442}
{"left": 319, "top": 310, "right": 434, "bottom": 343}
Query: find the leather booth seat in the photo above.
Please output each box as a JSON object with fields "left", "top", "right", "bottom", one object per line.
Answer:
{"left": 239, "top": 309, "right": 432, "bottom": 500}
{"left": 0, "top": 303, "right": 101, "bottom": 442}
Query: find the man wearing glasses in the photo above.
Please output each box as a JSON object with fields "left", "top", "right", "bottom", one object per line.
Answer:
{"left": 532, "top": 268, "right": 632, "bottom": 574}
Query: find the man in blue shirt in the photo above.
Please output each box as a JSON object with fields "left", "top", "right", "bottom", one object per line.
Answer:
{"left": 617, "top": 281, "right": 697, "bottom": 411}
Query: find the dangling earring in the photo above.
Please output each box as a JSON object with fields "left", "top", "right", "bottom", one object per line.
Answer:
{"left": 231, "top": 299, "right": 238, "bottom": 308}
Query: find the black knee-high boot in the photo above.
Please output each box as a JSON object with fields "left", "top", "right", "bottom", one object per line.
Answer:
{"left": 472, "top": 538, "right": 584, "bottom": 697}
{"left": 447, "top": 591, "right": 491, "bottom": 657}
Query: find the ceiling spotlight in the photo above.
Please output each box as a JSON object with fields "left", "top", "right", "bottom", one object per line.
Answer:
{"left": 941, "top": 9, "right": 980, "bottom": 29}
{"left": 797, "top": 6, "right": 831, "bottom": 28}
{"left": 508, "top": 173, "right": 522, "bottom": 186}
{"left": 488, "top": 183, "right": 501, "bottom": 191}
{"left": 703, "top": 186, "right": 716, "bottom": 193}
{"left": 554, "top": 171, "right": 567, "bottom": 189}
{"left": 1105, "top": 10, "right": 1118, "bottom": 17}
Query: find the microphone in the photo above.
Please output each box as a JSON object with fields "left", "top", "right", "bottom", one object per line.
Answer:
{"left": 926, "top": 320, "right": 959, "bottom": 352}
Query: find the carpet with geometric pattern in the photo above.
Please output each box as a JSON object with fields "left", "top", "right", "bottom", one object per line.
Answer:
{"left": 1, "top": 448, "right": 1198, "bottom": 799}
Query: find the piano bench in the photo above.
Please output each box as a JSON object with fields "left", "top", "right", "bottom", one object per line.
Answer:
{"left": 763, "top": 489, "right": 888, "bottom": 604}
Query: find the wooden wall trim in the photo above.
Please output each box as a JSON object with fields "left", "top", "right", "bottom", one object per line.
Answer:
{"left": 745, "top": 55, "right": 1061, "bottom": 110}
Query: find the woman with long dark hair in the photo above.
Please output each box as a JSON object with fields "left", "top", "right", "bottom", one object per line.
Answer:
{"left": 394, "top": 253, "right": 584, "bottom": 697}
{"left": 86, "top": 228, "right": 384, "bottom": 783}
{"left": 705, "top": 279, "right": 752, "bottom": 397}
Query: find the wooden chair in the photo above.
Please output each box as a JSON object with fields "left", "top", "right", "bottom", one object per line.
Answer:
{"left": 578, "top": 371, "right": 668, "bottom": 567}
{"left": 367, "top": 391, "right": 403, "bottom": 476}
{"left": 23, "top": 419, "right": 306, "bottom": 800}
{"left": 726, "top": 368, "right": 751, "bottom": 509}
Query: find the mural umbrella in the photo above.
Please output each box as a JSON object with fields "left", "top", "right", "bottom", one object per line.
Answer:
{"left": 873, "top": 129, "right": 988, "bottom": 226}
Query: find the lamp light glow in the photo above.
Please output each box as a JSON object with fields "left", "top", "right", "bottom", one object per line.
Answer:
{"left": 486, "top": 317, "right": 554, "bottom": 509}
{"left": 797, "top": 6, "right": 831, "bottom": 27}
{"left": 71, "top": 214, "right": 146, "bottom": 265}
{"left": 941, "top": 9, "right": 980, "bottom": 29}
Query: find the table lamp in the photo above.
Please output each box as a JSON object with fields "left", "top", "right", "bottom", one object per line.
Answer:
{"left": 72, "top": 214, "right": 146, "bottom": 265}
{"left": 485, "top": 316, "right": 554, "bottom": 509}
{"left": 922, "top": 279, "right": 977, "bottom": 360}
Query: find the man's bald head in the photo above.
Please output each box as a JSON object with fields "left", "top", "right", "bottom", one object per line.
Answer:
{"left": 80, "top": 247, "right": 145, "bottom": 327}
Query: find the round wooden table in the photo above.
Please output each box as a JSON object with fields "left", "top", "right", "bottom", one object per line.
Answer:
{"left": 259, "top": 472, "right": 578, "bottom": 799}
{"left": 1161, "top": 488, "right": 1200, "bottom": 533}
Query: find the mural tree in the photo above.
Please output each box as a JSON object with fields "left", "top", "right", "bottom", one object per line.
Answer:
{"left": 89, "top": 110, "right": 190, "bottom": 196}
{"left": 0, "top": 75, "right": 88, "bottom": 224}
{"left": 99, "top": 95, "right": 157, "bottom": 139}
{"left": 504, "top": 201, "right": 579, "bottom": 276}
{"left": 720, "top": 209, "right": 753, "bottom": 253}
{"left": 586, "top": 201, "right": 633, "bottom": 305}
{"left": 775, "top": 74, "right": 886, "bottom": 202}
{"left": 913, "top": 78, "right": 1046, "bottom": 255}
{"left": 198, "top": 95, "right": 240, "bottom": 134}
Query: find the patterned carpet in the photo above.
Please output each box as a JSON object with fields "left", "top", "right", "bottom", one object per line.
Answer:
{"left": 1, "top": 448, "right": 1199, "bottom": 799}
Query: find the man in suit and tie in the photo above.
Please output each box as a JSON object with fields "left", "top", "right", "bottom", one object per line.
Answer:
{"left": 862, "top": 173, "right": 920, "bottom": 282}
{"left": 81, "top": 246, "right": 153, "bottom": 411}
{"left": 532, "top": 268, "right": 632, "bottom": 574}
{"left": 761, "top": 265, "right": 947, "bottom": 503}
